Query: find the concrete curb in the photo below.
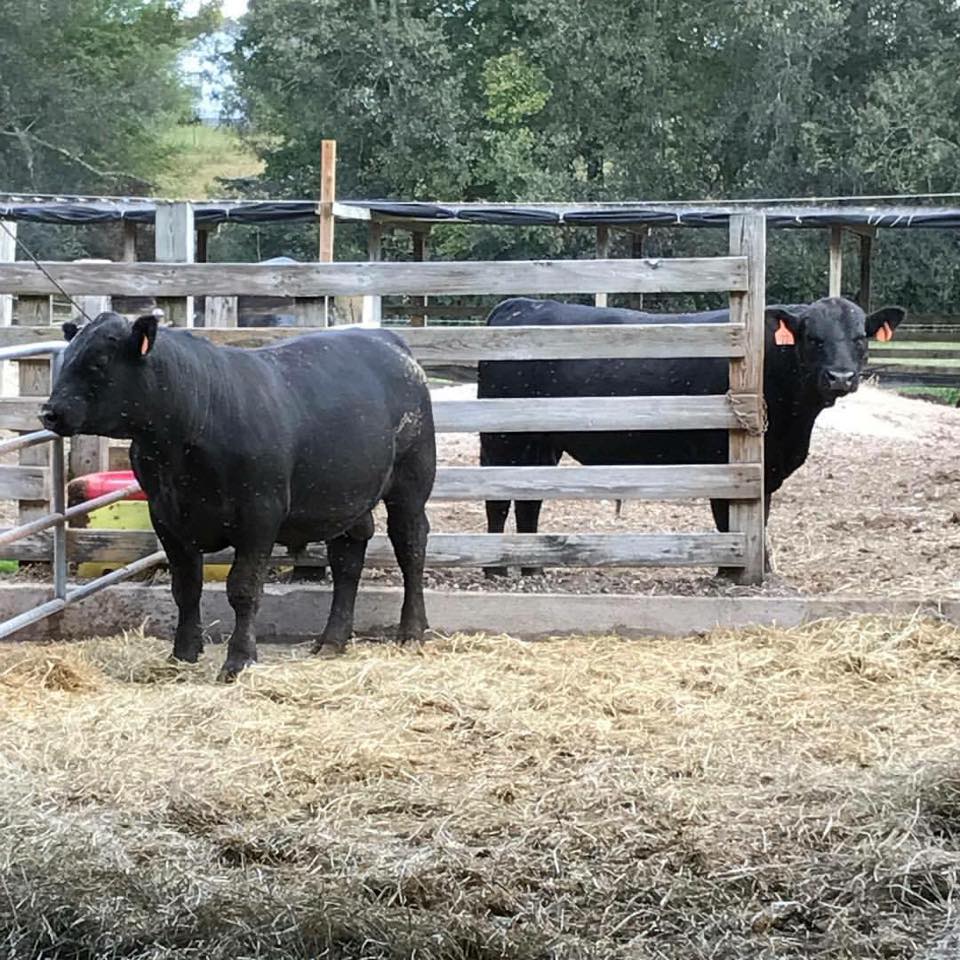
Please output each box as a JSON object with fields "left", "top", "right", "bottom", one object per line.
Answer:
{"left": 0, "top": 583, "right": 956, "bottom": 643}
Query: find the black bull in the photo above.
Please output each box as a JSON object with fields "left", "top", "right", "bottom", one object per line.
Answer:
{"left": 41, "top": 313, "right": 436, "bottom": 680}
{"left": 478, "top": 296, "right": 905, "bottom": 577}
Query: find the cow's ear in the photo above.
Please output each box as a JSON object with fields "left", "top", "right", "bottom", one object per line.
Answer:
{"left": 62, "top": 321, "right": 80, "bottom": 342}
{"left": 766, "top": 307, "right": 803, "bottom": 347}
{"left": 129, "top": 313, "right": 159, "bottom": 358}
{"left": 865, "top": 306, "right": 906, "bottom": 342}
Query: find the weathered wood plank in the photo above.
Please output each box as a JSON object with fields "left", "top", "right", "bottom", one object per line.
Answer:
{"left": 828, "top": 225, "right": 843, "bottom": 298}
{"left": 433, "top": 464, "right": 761, "bottom": 500}
{"left": 154, "top": 202, "right": 195, "bottom": 327}
{"left": 0, "top": 397, "right": 43, "bottom": 431}
{"left": 0, "top": 322, "right": 748, "bottom": 361}
{"left": 727, "top": 213, "right": 766, "bottom": 584}
{"left": 0, "top": 465, "right": 48, "bottom": 499}
{"left": 0, "top": 257, "right": 750, "bottom": 298}
{"left": 0, "top": 530, "right": 745, "bottom": 568}
{"left": 432, "top": 395, "right": 761, "bottom": 433}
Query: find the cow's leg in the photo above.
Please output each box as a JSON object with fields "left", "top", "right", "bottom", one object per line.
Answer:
{"left": 384, "top": 484, "right": 431, "bottom": 646}
{"left": 217, "top": 547, "right": 271, "bottom": 682}
{"left": 515, "top": 499, "right": 545, "bottom": 577}
{"left": 710, "top": 498, "right": 737, "bottom": 580}
{"left": 481, "top": 430, "right": 514, "bottom": 578}
{"left": 153, "top": 519, "right": 204, "bottom": 663}
{"left": 483, "top": 499, "right": 511, "bottom": 578}
{"left": 312, "top": 515, "right": 373, "bottom": 657}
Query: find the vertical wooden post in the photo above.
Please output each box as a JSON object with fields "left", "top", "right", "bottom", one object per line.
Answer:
{"left": 410, "top": 228, "right": 430, "bottom": 327}
{"left": 68, "top": 283, "right": 111, "bottom": 479}
{"left": 0, "top": 221, "right": 16, "bottom": 398}
{"left": 18, "top": 359, "right": 51, "bottom": 538}
{"left": 155, "top": 201, "right": 195, "bottom": 326}
{"left": 595, "top": 225, "right": 610, "bottom": 308}
{"left": 828, "top": 225, "right": 843, "bottom": 297}
{"left": 318, "top": 139, "right": 337, "bottom": 326}
{"left": 630, "top": 227, "right": 649, "bottom": 310}
{"left": 362, "top": 221, "right": 383, "bottom": 327}
{"left": 858, "top": 229, "right": 874, "bottom": 311}
{"left": 122, "top": 221, "right": 137, "bottom": 262}
{"left": 728, "top": 212, "right": 766, "bottom": 584}
{"left": 0, "top": 220, "right": 16, "bottom": 327}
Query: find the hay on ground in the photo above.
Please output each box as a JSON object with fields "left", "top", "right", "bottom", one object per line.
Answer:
{"left": 0, "top": 617, "right": 959, "bottom": 958}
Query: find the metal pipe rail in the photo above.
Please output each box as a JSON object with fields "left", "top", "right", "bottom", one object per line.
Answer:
{"left": 0, "top": 343, "right": 164, "bottom": 640}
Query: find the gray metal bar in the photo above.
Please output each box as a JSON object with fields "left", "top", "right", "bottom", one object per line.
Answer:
{"left": 0, "top": 429, "right": 56, "bottom": 456}
{"left": 64, "top": 482, "right": 141, "bottom": 519}
{"left": 0, "top": 341, "right": 65, "bottom": 362}
{"left": 50, "top": 351, "right": 66, "bottom": 599}
{"left": 66, "top": 550, "right": 166, "bottom": 603}
{"left": 0, "top": 597, "right": 66, "bottom": 640}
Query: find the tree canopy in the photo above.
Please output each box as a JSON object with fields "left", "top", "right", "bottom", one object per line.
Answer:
{"left": 229, "top": 0, "right": 960, "bottom": 308}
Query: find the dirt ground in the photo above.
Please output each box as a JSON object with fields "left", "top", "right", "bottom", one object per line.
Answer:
{"left": 1, "top": 617, "right": 959, "bottom": 958}
{"left": 360, "top": 382, "right": 960, "bottom": 598}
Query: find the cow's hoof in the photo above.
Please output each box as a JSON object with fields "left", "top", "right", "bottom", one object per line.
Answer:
{"left": 483, "top": 566, "right": 509, "bottom": 580}
{"left": 216, "top": 659, "right": 255, "bottom": 683}
{"left": 312, "top": 642, "right": 346, "bottom": 660}
{"left": 520, "top": 566, "right": 544, "bottom": 578}
{"left": 169, "top": 648, "right": 201, "bottom": 665}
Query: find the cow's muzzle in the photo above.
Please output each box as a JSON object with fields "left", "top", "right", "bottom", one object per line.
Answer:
{"left": 39, "top": 404, "right": 74, "bottom": 436}
{"left": 821, "top": 369, "right": 859, "bottom": 397}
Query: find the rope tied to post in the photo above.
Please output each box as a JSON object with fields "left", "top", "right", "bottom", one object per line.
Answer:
{"left": 727, "top": 390, "right": 767, "bottom": 436}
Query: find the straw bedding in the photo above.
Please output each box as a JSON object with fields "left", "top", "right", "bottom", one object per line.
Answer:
{"left": 0, "top": 616, "right": 959, "bottom": 957}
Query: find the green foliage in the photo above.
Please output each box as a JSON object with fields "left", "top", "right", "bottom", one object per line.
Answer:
{"left": 0, "top": 0, "right": 217, "bottom": 194}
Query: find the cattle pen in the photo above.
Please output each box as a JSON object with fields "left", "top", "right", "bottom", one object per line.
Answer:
{"left": 0, "top": 174, "right": 959, "bottom": 638}
{"left": 0, "top": 212, "right": 781, "bottom": 638}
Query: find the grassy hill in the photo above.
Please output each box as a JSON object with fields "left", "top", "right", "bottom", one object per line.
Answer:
{"left": 153, "top": 124, "right": 263, "bottom": 199}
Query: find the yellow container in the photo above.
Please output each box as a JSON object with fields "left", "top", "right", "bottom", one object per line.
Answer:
{"left": 76, "top": 499, "right": 232, "bottom": 581}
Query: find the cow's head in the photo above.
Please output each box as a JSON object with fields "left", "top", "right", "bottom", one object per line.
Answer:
{"left": 39, "top": 311, "right": 160, "bottom": 438}
{"left": 766, "top": 297, "right": 905, "bottom": 405}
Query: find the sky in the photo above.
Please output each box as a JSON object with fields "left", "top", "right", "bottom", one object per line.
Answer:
{"left": 181, "top": 0, "right": 250, "bottom": 119}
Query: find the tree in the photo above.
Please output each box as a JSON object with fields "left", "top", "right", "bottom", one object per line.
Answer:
{"left": 0, "top": 0, "right": 218, "bottom": 195}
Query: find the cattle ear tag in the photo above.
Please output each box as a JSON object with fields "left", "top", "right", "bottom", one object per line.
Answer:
{"left": 774, "top": 320, "right": 795, "bottom": 346}
{"left": 876, "top": 321, "right": 894, "bottom": 342}
{"left": 139, "top": 335, "right": 150, "bottom": 356}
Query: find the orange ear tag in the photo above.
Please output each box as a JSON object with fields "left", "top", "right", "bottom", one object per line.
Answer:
{"left": 875, "top": 321, "right": 894, "bottom": 342}
{"left": 774, "top": 319, "right": 795, "bottom": 346}
{"left": 140, "top": 336, "right": 150, "bottom": 356}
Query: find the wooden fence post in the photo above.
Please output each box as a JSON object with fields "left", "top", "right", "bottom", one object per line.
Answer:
{"left": 0, "top": 221, "right": 15, "bottom": 397}
{"left": 362, "top": 221, "right": 383, "bottom": 326}
{"left": 317, "top": 139, "right": 336, "bottom": 327}
{"left": 595, "top": 225, "right": 610, "bottom": 308}
{"left": 829, "top": 225, "right": 843, "bottom": 297}
{"left": 728, "top": 212, "right": 766, "bottom": 584}
{"left": 18, "top": 357, "right": 50, "bottom": 536}
{"left": 155, "top": 201, "right": 195, "bottom": 326}
{"left": 410, "top": 228, "right": 430, "bottom": 327}
{"left": 858, "top": 229, "right": 874, "bottom": 311}
{"left": 68, "top": 278, "right": 111, "bottom": 479}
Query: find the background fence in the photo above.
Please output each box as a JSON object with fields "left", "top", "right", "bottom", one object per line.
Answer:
{"left": 0, "top": 213, "right": 768, "bottom": 605}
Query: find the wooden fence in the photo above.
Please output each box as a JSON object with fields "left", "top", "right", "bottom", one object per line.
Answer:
{"left": 0, "top": 213, "right": 768, "bottom": 583}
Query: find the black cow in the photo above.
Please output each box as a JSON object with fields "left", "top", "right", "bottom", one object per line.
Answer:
{"left": 41, "top": 313, "right": 436, "bottom": 680}
{"left": 478, "top": 296, "right": 904, "bottom": 577}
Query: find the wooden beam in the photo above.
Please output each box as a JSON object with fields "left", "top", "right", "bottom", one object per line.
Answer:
{"left": 318, "top": 139, "right": 337, "bottom": 262}
{"left": 727, "top": 213, "right": 766, "bottom": 584}
{"left": 0, "top": 256, "right": 750, "bottom": 298}
{"left": 434, "top": 463, "right": 761, "bottom": 501}
{"left": 362, "top": 221, "right": 383, "bottom": 327}
{"left": 0, "top": 220, "right": 15, "bottom": 328}
{"left": 828, "top": 225, "right": 843, "bottom": 298}
{"left": 594, "top": 225, "right": 610, "bottom": 307}
{"left": 858, "top": 230, "right": 874, "bottom": 311}
{"left": 410, "top": 228, "right": 430, "bottom": 327}
{"left": 68, "top": 282, "right": 111, "bottom": 479}
{"left": 154, "top": 201, "right": 195, "bottom": 327}
{"left": 0, "top": 321, "right": 748, "bottom": 361}
{"left": 121, "top": 221, "right": 137, "bottom": 262}
{"left": 0, "top": 530, "right": 745, "bottom": 569}
{"left": 17, "top": 358, "right": 51, "bottom": 540}
{"left": 432, "top": 395, "right": 761, "bottom": 433}
{"left": 15, "top": 296, "right": 51, "bottom": 325}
